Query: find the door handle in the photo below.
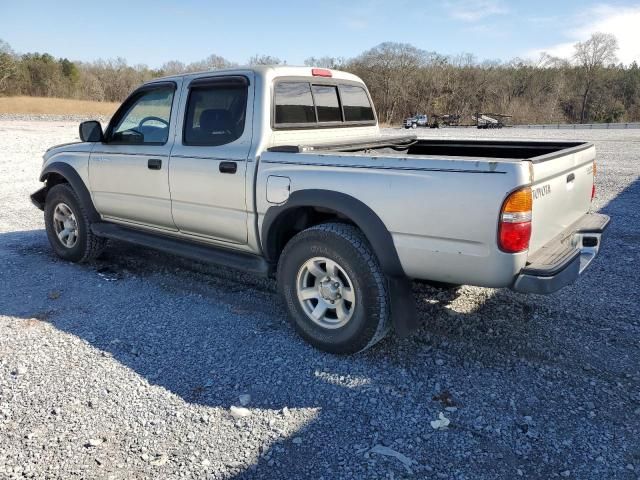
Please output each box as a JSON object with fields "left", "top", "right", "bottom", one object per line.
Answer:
{"left": 148, "top": 159, "right": 162, "bottom": 170}
{"left": 219, "top": 161, "right": 237, "bottom": 174}
{"left": 566, "top": 173, "right": 575, "bottom": 183}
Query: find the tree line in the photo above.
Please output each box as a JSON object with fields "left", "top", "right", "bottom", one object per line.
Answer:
{"left": 1, "top": 34, "right": 638, "bottom": 125}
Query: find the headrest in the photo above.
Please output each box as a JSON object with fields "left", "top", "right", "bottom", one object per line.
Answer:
{"left": 199, "top": 109, "right": 232, "bottom": 132}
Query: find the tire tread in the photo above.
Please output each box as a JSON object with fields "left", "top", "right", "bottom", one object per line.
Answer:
{"left": 45, "top": 183, "right": 107, "bottom": 263}
{"left": 278, "top": 222, "right": 390, "bottom": 353}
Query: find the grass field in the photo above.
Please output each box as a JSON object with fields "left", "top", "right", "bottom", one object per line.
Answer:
{"left": 0, "top": 96, "right": 119, "bottom": 116}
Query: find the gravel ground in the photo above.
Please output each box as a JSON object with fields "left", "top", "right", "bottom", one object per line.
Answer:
{"left": 0, "top": 114, "right": 111, "bottom": 123}
{"left": 1, "top": 119, "right": 639, "bottom": 479}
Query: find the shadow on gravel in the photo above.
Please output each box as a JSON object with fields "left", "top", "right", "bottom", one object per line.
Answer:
{"left": 1, "top": 173, "right": 638, "bottom": 480}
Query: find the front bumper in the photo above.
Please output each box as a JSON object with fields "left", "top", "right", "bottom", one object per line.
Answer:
{"left": 512, "top": 213, "right": 610, "bottom": 294}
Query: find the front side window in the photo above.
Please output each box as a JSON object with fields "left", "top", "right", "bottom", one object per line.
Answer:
{"left": 275, "top": 82, "right": 315, "bottom": 124}
{"left": 340, "top": 85, "right": 375, "bottom": 122}
{"left": 110, "top": 87, "right": 174, "bottom": 144}
{"left": 183, "top": 84, "right": 248, "bottom": 146}
{"left": 312, "top": 85, "right": 341, "bottom": 122}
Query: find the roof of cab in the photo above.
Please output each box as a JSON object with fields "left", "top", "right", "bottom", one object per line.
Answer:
{"left": 147, "top": 65, "right": 363, "bottom": 85}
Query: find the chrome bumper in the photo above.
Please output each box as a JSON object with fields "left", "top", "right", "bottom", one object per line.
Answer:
{"left": 512, "top": 213, "right": 610, "bottom": 294}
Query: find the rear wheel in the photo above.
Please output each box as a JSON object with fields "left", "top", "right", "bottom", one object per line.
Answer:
{"left": 44, "top": 183, "right": 106, "bottom": 263}
{"left": 277, "top": 223, "right": 390, "bottom": 354}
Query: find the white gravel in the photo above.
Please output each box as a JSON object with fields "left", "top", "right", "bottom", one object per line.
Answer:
{"left": 1, "top": 119, "right": 639, "bottom": 479}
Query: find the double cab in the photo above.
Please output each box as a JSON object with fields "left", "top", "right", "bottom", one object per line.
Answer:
{"left": 31, "top": 66, "right": 609, "bottom": 353}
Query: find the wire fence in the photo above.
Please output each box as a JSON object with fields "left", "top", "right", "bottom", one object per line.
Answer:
{"left": 512, "top": 122, "right": 640, "bottom": 130}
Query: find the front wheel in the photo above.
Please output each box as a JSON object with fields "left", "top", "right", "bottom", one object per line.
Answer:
{"left": 277, "top": 223, "right": 390, "bottom": 354}
{"left": 44, "top": 183, "right": 106, "bottom": 263}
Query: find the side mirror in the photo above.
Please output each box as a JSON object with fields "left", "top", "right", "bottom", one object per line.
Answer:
{"left": 79, "top": 121, "right": 104, "bottom": 142}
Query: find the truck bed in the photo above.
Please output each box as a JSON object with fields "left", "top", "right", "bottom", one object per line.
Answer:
{"left": 263, "top": 133, "right": 596, "bottom": 273}
{"left": 269, "top": 135, "right": 591, "bottom": 162}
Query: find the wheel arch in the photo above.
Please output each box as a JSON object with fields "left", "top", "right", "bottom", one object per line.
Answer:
{"left": 39, "top": 162, "right": 100, "bottom": 222}
{"left": 262, "top": 189, "right": 418, "bottom": 337}
{"left": 262, "top": 190, "right": 404, "bottom": 277}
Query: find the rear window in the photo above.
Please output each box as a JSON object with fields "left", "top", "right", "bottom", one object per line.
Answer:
{"left": 340, "top": 85, "right": 375, "bottom": 122}
{"left": 274, "top": 80, "right": 375, "bottom": 127}
{"left": 311, "top": 85, "right": 341, "bottom": 122}
{"left": 275, "top": 82, "right": 315, "bottom": 124}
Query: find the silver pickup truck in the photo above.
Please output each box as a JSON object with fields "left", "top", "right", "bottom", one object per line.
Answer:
{"left": 31, "top": 66, "right": 609, "bottom": 354}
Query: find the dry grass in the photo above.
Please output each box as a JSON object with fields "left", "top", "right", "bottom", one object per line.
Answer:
{"left": 0, "top": 96, "right": 119, "bottom": 116}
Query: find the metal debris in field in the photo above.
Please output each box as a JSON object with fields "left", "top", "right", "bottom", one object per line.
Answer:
{"left": 369, "top": 444, "right": 415, "bottom": 472}
{"left": 96, "top": 266, "right": 122, "bottom": 282}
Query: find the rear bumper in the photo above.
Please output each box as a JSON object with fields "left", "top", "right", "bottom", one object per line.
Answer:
{"left": 30, "top": 186, "right": 47, "bottom": 211}
{"left": 512, "top": 213, "right": 610, "bottom": 294}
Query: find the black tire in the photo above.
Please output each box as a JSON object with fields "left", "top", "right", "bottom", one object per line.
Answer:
{"left": 44, "top": 183, "right": 107, "bottom": 263}
{"left": 277, "top": 223, "right": 390, "bottom": 354}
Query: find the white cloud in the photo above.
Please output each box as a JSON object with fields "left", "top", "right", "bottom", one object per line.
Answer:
{"left": 529, "top": 4, "right": 640, "bottom": 65}
{"left": 445, "top": 0, "right": 508, "bottom": 22}
{"left": 344, "top": 18, "right": 368, "bottom": 30}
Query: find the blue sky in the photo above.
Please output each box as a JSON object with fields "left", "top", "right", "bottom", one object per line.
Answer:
{"left": 2, "top": 1, "right": 640, "bottom": 66}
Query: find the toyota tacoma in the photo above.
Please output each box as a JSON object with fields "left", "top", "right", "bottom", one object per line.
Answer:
{"left": 31, "top": 66, "right": 609, "bottom": 354}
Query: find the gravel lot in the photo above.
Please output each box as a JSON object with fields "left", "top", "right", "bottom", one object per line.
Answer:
{"left": 1, "top": 119, "right": 639, "bottom": 479}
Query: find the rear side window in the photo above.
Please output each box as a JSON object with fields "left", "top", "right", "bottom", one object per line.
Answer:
{"left": 311, "top": 85, "right": 341, "bottom": 122}
{"left": 275, "top": 82, "right": 315, "bottom": 124}
{"left": 184, "top": 83, "right": 247, "bottom": 146}
{"left": 340, "top": 85, "right": 375, "bottom": 122}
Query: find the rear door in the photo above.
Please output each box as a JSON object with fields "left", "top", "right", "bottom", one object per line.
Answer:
{"left": 168, "top": 74, "right": 253, "bottom": 244}
{"left": 89, "top": 80, "right": 182, "bottom": 230}
{"left": 528, "top": 144, "right": 595, "bottom": 253}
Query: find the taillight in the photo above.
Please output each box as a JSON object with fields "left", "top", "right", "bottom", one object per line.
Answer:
{"left": 311, "top": 68, "right": 332, "bottom": 77}
{"left": 591, "top": 160, "right": 596, "bottom": 201}
{"left": 498, "top": 187, "right": 532, "bottom": 253}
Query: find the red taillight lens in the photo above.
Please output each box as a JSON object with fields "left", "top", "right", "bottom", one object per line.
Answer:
{"left": 591, "top": 160, "right": 596, "bottom": 201}
{"left": 499, "top": 221, "right": 532, "bottom": 253}
{"left": 498, "top": 187, "right": 532, "bottom": 253}
{"left": 311, "top": 68, "right": 332, "bottom": 77}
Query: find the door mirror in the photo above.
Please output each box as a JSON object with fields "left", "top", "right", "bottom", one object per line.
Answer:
{"left": 79, "top": 121, "right": 104, "bottom": 142}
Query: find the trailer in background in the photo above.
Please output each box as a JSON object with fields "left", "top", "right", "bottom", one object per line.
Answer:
{"left": 430, "top": 114, "right": 462, "bottom": 128}
{"left": 473, "top": 112, "right": 512, "bottom": 129}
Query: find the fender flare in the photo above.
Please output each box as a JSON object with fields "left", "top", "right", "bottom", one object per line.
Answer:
{"left": 40, "top": 162, "right": 100, "bottom": 222}
{"left": 262, "top": 189, "right": 418, "bottom": 337}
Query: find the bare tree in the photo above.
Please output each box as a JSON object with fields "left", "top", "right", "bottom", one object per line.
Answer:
{"left": 348, "top": 42, "right": 430, "bottom": 124}
{"left": 187, "top": 54, "right": 235, "bottom": 72}
{"left": 2, "top": 37, "right": 639, "bottom": 124}
{"left": 573, "top": 32, "right": 619, "bottom": 123}
{"left": 161, "top": 60, "right": 187, "bottom": 75}
{"left": 248, "top": 55, "right": 283, "bottom": 66}
{"left": 304, "top": 56, "right": 347, "bottom": 69}
{"left": 0, "top": 39, "right": 17, "bottom": 93}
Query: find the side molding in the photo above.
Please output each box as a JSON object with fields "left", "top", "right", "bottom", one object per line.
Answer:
{"left": 262, "top": 189, "right": 418, "bottom": 337}
{"left": 40, "top": 162, "right": 100, "bottom": 222}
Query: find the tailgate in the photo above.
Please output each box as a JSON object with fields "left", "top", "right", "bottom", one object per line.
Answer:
{"left": 528, "top": 143, "right": 595, "bottom": 254}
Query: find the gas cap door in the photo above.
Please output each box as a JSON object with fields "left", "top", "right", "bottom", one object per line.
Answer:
{"left": 266, "top": 175, "right": 291, "bottom": 204}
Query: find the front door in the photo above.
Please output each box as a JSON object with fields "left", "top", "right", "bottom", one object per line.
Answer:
{"left": 89, "top": 80, "right": 182, "bottom": 230}
{"left": 169, "top": 74, "right": 253, "bottom": 244}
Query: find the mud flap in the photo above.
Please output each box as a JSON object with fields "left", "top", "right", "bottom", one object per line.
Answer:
{"left": 30, "top": 187, "right": 47, "bottom": 210}
{"left": 388, "top": 276, "right": 419, "bottom": 338}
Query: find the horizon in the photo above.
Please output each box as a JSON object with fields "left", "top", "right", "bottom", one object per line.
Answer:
{"left": 2, "top": 1, "right": 640, "bottom": 67}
